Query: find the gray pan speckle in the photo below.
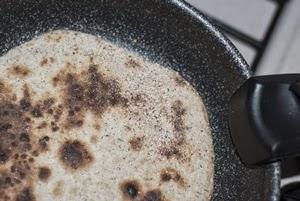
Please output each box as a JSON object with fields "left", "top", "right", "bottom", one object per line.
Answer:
{"left": 0, "top": 0, "right": 280, "bottom": 200}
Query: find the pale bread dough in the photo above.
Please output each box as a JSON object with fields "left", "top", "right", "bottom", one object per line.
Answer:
{"left": 0, "top": 30, "right": 214, "bottom": 201}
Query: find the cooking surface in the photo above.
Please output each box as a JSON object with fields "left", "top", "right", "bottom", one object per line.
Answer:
{"left": 0, "top": 0, "right": 281, "bottom": 200}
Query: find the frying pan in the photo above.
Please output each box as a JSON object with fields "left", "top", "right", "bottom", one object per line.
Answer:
{"left": 0, "top": 0, "right": 281, "bottom": 200}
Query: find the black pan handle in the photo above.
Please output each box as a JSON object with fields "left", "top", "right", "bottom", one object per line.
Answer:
{"left": 229, "top": 74, "right": 300, "bottom": 166}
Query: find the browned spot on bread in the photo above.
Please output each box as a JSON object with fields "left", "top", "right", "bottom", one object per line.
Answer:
{"left": 65, "top": 62, "right": 76, "bottom": 69}
{"left": 52, "top": 69, "right": 69, "bottom": 87}
{"left": 20, "top": 90, "right": 57, "bottom": 130}
{"left": 53, "top": 108, "right": 63, "bottom": 122}
{"left": 38, "top": 136, "right": 50, "bottom": 151}
{"left": 0, "top": 81, "right": 6, "bottom": 93}
{"left": 52, "top": 181, "right": 64, "bottom": 197}
{"left": 64, "top": 117, "right": 83, "bottom": 129}
{"left": 0, "top": 80, "right": 14, "bottom": 96}
{"left": 119, "top": 180, "right": 168, "bottom": 201}
{"left": 51, "top": 64, "right": 127, "bottom": 130}
{"left": 89, "top": 56, "right": 94, "bottom": 63}
{"left": 0, "top": 193, "right": 10, "bottom": 201}
{"left": 42, "top": 98, "right": 55, "bottom": 109}
{"left": 120, "top": 180, "right": 142, "bottom": 200}
{"left": 38, "top": 167, "right": 51, "bottom": 182}
{"left": 129, "top": 137, "right": 144, "bottom": 151}
{"left": 0, "top": 84, "right": 62, "bottom": 200}
{"left": 0, "top": 171, "right": 13, "bottom": 189}
{"left": 174, "top": 76, "right": 186, "bottom": 87}
{"left": 60, "top": 64, "right": 128, "bottom": 129}
{"left": 36, "top": 122, "right": 47, "bottom": 129}
{"left": 47, "top": 108, "right": 53, "bottom": 115}
{"left": 94, "top": 123, "right": 101, "bottom": 130}
{"left": 159, "top": 100, "right": 189, "bottom": 162}
{"left": 80, "top": 65, "right": 126, "bottom": 112}
{"left": 159, "top": 147, "right": 181, "bottom": 159}
{"left": 171, "top": 100, "right": 187, "bottom": 134}
{"left": 51, "top": 126, "right": 59, "bottom": 132}
{"left": 0, "top": 101, "right": 32, "bottom": 165}
{"left": 65, "top": 74, "right": 85, "bottom": 107}
{"left": 39, "top": 57, "right": 55, "bottom": 67}
{"left": 125, "top": 57, "right": 141, "bottom": 69}
{"left": 160, "top": 172, "right": 173, "bottom": 182}
{"left": 0, "top": 82, "right": 17, "bottom": 104}
{"left": 31, "top": 151, "right": 39, "bottom": 157}
{"left": 143, "top": 189, "right": 163, "bottom": 201}
{"left": 55, "top": 36, "right": 62, "bottom": 42}
{"left": 27, "top": 97, "right": 54, "bottom": 119}
{"left": 12, "top": 94, "right": 17, "bottom": 102}
{"left": 10, "top": 162, "right": 30, "bottom": 180}
{"left": 160, "top": 168, "right": 186, "bottom": 187}
{"left": 9, "top": 65, "right": 31, "bottom": 78}
{"left": 31, "top": 105, "right": 42, "bottom": 118}
{"left": 59, "top": 140, "right": 93, "bottom": 170}
{"left": 15, "top": 187, "right": 35, "bottom": 201}
{"left": 52, "top": 76, "right": 60, "bottom": 87}
{"left": 63, "top": 73, "right": 85, "bottom": 129}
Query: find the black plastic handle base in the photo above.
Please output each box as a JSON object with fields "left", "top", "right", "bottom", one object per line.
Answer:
{"left": 229, "top": 74, "right": 300, "bottom": 166}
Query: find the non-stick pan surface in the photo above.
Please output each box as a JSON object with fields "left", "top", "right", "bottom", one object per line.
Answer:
{"left": 0, "top": 0, "right": 280, "bottom": 200}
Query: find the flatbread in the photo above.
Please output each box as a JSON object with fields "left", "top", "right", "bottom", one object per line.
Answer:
{"left": 0, "top": 30, "right": 214, "bottom": 201}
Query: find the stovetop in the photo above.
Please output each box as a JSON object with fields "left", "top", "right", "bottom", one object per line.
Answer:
{"left": 187, "top": 0, "right": 300, "bottom": 76}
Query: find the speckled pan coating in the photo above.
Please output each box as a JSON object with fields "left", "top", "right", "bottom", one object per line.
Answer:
{"left": 0, "top": 0, "right": 280, "bottom": 200}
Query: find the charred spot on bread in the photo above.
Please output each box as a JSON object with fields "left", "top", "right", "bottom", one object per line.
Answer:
{"left": 59, "top": 140, "right": 93, "bottom": 170}
{"left": 38, "top": 136, "right": 50, "bottom": 151}
{"left": 15, "top": 187, "right": 35, "bottom": 201}
{"left": 143, "top": 189, "right": 162, "bottom": 201}
{"left": 38, "top": 167, "right": 51, "bottom": 182}
{"left": 120, "top": 180, "right": 141, "bottom": 199}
